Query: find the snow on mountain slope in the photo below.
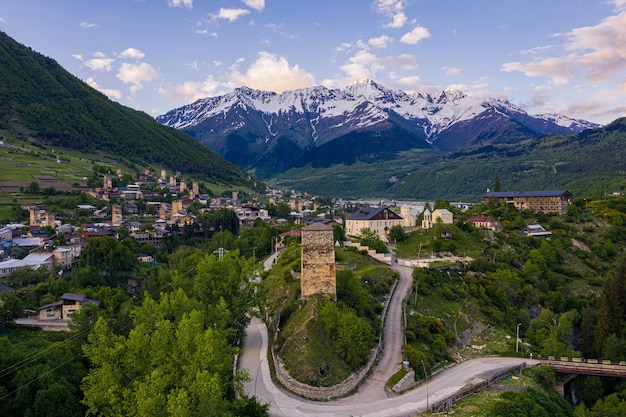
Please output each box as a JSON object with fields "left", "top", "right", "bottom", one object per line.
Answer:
{"left": 156, "top": 79, "right": 600, "bottom": 142}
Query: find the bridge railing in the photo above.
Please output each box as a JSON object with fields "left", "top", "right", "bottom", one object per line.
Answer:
{"left": 430, "top": 362, "right": 527, "bottom": 413}
{"left": 539, "top": 355, "right": 626, "bottom": 366}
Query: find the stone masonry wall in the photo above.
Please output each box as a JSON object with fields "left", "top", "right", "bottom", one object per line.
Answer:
{"left": 301, "top": 225, "right": 336, "bottom": 298}
{"left": 271, "top": 277, "right": 399, "bottom": 400}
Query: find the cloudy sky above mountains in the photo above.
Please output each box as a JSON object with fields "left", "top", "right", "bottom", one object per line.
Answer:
{"left": 2, "top": 0, "right": 626, "bottom": 124}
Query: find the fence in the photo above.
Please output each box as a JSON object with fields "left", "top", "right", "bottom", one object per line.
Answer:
{"left": 430, "top": 362, "right": 528, "bottom": 413}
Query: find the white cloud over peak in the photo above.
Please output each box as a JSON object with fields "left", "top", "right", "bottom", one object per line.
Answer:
{"left": 217, "top": 8, "right": 250, "bottom": 22}
{"left": 167, "top": 0, "right": 193, "bottom": 9}
{"left": 442, "top": 66, "right": 463, "bottom": 76}
{"left": 160, "top": 76, "right": 222, "bottom": 103}
{"left": 229, "top": 51, "right": 314, "bottom": 92}
{"left": 368, "top": 35, "right": 393, "bottom": 48}
{"left": 242, "top": 0, "right": 265, "bottom": 12}
{"left": 400, "top": 25, "right": 431, "bottom": 44}
{"left": 119, "top": 48, "right": 145, "bottom": 59}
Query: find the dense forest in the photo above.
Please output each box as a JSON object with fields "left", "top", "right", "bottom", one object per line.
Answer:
{"left": 0, "top": 211, "right": 285, "bottom": 416}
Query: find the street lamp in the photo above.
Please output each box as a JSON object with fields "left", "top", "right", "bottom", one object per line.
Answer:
{"left": 421, "top": 359, "right": 429, "bottom": 411}
{"left": 516, "top": 323, "right": 521, "bottom": 353}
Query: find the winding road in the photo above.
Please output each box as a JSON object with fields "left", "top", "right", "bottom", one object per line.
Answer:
{"left": 240, "top": 253, "right": 534, "bottom": 416}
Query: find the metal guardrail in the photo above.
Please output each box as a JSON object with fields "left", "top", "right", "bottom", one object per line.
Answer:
{"left": 430, "top": 362, "right": 527, "bottom": 413}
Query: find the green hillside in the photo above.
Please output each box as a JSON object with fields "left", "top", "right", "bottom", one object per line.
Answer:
{"left": 0, "top": 31, "right": 255, "bottom": 188}
{"left": 271, "top": 119, "right": 626, "bottom": 200}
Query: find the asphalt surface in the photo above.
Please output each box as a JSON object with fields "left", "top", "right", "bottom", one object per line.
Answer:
{"left": 239, "top": 252, "right": 535, "bottom": 416}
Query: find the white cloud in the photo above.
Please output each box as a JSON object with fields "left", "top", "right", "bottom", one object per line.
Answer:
{"left": 119, "top": 48, "right": 145, "bottom": 59}
{"left": 217, "top": 8, "right": 250, "bottom": 22}
{"left": 337, "top": 50, "right": 418, "bottom": 85}
{"left": 502, "top": 5, "right": 626, "bottom": 89}
{"left": 86, "top": 77, "right": 122, "bottom": 100}
{"left": 400, "top": 26, "right": 431, "bottom": 44}
{"left": 167, "top": 0, "right": 193, "bottom": 9}
{"left": 160, "top": 76, "right": 222, "bottom": 102}
{"left": 229, "top": 51, "right": 315, "bottom": 92}
{"left": 83, "top": 58, "right": 115, "bottom": 71}
{"left": 339, "top": 50, "right": 387, "bottom": 81}
{"left": 72, "top": 54, "right": 84, "bottom": 61}
{"left": 385, "top": 12, "right": 407, "bottom": 29}
{"left": 242, "top": 0, "right": 265, "bottom": 12}
{"left": 374, "top": 0, "right": 409, "bottom": 28}
{"left": 93, "top": 51, "right": 106, "bottom": 58}
{"left": 368, "top": 35, "right": 393, "bottom": 49}
{"left": 442, "top": 66, "right": 463, "bottom": 76}
{"left": 116, "top": 62, "right": 158, "bottom": 95}
{"left": 80, "top": 22, "right": 99, "bottom": 29}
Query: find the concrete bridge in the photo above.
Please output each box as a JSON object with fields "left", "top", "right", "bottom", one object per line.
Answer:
{"left": 541, "top": 357, "right": 626, "bottom": 396}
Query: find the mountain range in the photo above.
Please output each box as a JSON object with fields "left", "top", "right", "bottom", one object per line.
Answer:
{"left": 156, "top": 79, "right": 600, "bottom": 180}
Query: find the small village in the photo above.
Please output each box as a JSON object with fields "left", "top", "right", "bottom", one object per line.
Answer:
{"left": 0, "top": 164, "right": 577, "bottom": 331}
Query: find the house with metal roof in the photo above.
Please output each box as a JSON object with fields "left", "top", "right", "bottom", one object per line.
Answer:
{"left": 483, "top": 190, "right": 573, "bottom": 215}
{"left": 38, "top": 293, "right": 101, "bottom": 321}
{"left": 345, "top": 207, "right": 403, "bottom": 238}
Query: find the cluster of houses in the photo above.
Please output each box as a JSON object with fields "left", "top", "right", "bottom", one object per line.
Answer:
{"left": 0, "top": 186, "right": 576, "bottom": 328}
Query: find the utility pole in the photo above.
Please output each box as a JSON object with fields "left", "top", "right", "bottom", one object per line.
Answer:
{"left": 516, "top": 323, "right": 521, "bottom": 353}
{"left": 421, "top": 359, "right": 429, "bottom": 411}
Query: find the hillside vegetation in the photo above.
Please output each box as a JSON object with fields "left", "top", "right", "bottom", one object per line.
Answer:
{"left": 262, "top": 197, "right": 626, "bottom": 414}
{"left": 0, "top": 31, "right": 255, "bottom": 188}
{"left": 271, "top": 118, "right": 626, "bottom": 200}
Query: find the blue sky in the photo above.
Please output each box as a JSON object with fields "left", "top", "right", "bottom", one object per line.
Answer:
{"left": 2, "top": 0, "right": 626, "bottom": 124}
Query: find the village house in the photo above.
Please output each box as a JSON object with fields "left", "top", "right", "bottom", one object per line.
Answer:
{"left": 522, "top": 224, "right": 552, "bottom": 239}
{"left": 470, "top": 215, "right": 502, "bottom": 232}
{"left": 345, "top": 207, "right": 404, "bottom": 238}
{"left": 483, "top": 190, "right": 573, "bottom": 215}
{"left": 38, "top": 293, "right": 101, "bottom": 321}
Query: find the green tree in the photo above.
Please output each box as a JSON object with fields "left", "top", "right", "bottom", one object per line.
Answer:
{"left": 332, "top": 224, "right": 346, "bottom": 244}
{"left": 0, "top": 291, "right": 22, "bottom": 327}
{"left": 389, "top": 224, "right": 407, "bottom": 242}
{"left": 494, "top": 172, "right": 501, "bottom": 192}
{"left": 357, "top": 227, "right": 389, "bottom": 253}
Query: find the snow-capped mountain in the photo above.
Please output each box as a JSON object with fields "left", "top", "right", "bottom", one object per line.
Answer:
{"left": 156, "top": 79, "right": 600, "bottom": 178}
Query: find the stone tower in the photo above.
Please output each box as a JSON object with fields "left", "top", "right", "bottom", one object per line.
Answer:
{"left": 29, "top": 206, "right": 42, "bottom": 227}
{"left": 192, "top": 181, "right": 199, "bottom": 196}
{"left": 44, "top": 212, "right": 56, "bottom": 229}
{"left": 103, "top": 173, "right": 113, "bottom": 190}
{"left": 300, "top": 222, "right": 336, "bottom": 299}
{"left": 112, "top": 205, "right": 122, "bottom": 225}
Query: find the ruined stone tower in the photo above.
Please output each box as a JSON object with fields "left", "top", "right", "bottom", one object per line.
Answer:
{"left": 300, "top": 222, "right": 336, "bottom": 299}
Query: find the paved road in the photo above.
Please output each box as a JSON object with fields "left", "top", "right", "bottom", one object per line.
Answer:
{"left": 239, "top": 252, "right": 534, "bottom": 416}
{"left": 350, "top": 262, "right": 413, "bottom": 401}
{"left": 240, "top": 318, "right": 535, "bottom": 416}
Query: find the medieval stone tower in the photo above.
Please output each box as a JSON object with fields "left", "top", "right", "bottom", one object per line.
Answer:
{"left": 300, "top": 222, "right": 336, "bottom": 299}
{"left": 103, "top": 173, "right": 113, "bottom": 190}
{"left": 112, "top": 205, "right": 122, "bottom": 225}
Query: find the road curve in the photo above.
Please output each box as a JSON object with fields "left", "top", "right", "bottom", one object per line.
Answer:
{"left": 240, "top": 252, "right": 534, "bottom": 416}
{"left": 240, "top": 318, "right": 535, "bottom": 416}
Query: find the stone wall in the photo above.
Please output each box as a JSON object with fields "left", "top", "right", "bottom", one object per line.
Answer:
{"left": 343, "top": 241, "right": 393, "bottom": 265}
{"left": 270, "top": 276, "right": 399, "bottom": 400}
{"left": 392, "top": 368, "right": 416, "bottom": 394}
{"left": 301, "top": 224, "right": 336, "bottom": 298}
